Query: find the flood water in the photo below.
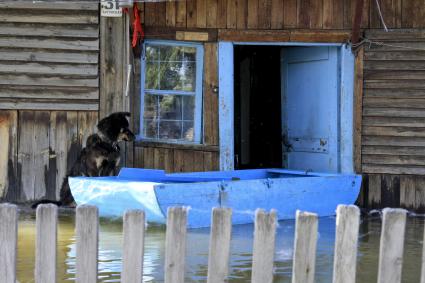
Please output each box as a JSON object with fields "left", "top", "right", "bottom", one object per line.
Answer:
{"left": 16, "top": 211, "right": 424, "bottom": 283}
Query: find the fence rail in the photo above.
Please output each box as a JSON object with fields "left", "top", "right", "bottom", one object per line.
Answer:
{"left": 0, "top": 203, "right": 416, "bottom": 283}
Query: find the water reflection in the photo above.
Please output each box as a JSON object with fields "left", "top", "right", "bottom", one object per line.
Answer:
{"left": 16, "top": 211, "right": 424, "bottom": 283}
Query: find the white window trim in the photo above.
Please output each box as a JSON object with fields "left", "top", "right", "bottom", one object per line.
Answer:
{"left": 139, "top": 40, "right": 204, "bottom": 144}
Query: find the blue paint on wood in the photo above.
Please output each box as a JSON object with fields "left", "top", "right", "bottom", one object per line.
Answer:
{"left": 70, "top": 168, "right": 361, "bottom": 228}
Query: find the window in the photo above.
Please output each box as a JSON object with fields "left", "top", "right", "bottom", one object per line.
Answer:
{"left": 140, "top": 41, "right": 203, "bottom": 143}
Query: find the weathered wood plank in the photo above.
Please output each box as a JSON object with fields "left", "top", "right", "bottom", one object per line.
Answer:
{"left": 363, "top": 136, "right": 425, "bottom": 147}
{"left": 33, "top": 111, "right": 50, "bottom": 199}
{"left": 365, "top": 70, "right": 425, "bottom": 80}
{"left": 166, "top": 0, "right": 176, "bottom": 27}
{"left": 18, "top": 111, "right": 35, "bottom": 201}
{"left": 333, "top": 205, "right": 360, "bottom": 283}
{"left": 215, "top": 0, "right": 226, "bottom": 28}
{"left": 35, "top": 204, "right": 57, "bottom": 283}
{"left": 173, "top": 150, "right": 195, "bottom": 172}
{"left": 364, "top": 89, "right": 425, "bottom": 99}
{"left": 400, "top": 175, "right": 416, "bottom": 209}
{"left": 175, "top": 0, "right": 187, "bottom": 28}
{"left": 218, "top": 29, "right": 290, "bottom": 42}
{"left": 354, "top": 47, "right": 364, "bottom": 173}
{"left": 292, "top": 210, "right": 318, "bottom": 283}
{"left": 66, "top": 112, "right": 79, "bottom": 181}
{"left": 0, "top": 111, "right": 17, "bottom": 200}
{"left": 377, "top": 208, "right": 407, "bottom": 283}
{"left": 381, "top": 175, "right": 400, "bottom": 208}
{"left": 365, "top": 30, "right": 425, "bottom": 40}
{"left": 0, "top": 99, "right": 98, "bottom": 111}
{"left": 363, "top": 145, "right": 425, "bottom": 156}
{"left": 309, "top": 0, "right": 323, "bottom": 28}
{"left": 247, "top": 0, "right": 259, "bottom": 28}
{"left": 100, "top": 16, "right": 125, "bottom": 117}
{"left": 421, "top": 210, "right": 425, "bottom": 283}
{"left": 365, "top": 51, "right": 425, "bottom": 61}
{"left": 323, "top": 0, "right": 344, "bottom": 28}
{"left": 186, "top": 0, "right": 197, "bottom": 28}
{"left": 206, "top": 0, "right": 218, "bottom": 28}
{"left": 364, "top": 60, "right": 425, "bottom": 71}
{"left": 203, "top": 151, "right": 219, "bottom": 171}
{"left": 193, "top": 151, "right": 204, "bottom": 171}
{"left": 196, "top": 0, "right": 206, "bottom": 28}
{"left": 0, "top": 86, "right": 98, "bottom": 100}
{"left": 258, "top": 0, "right": 272, "bottom": 29}
{"left": 0, "top": 49, "right": 98, "bottom": 64}
{"left": 204, "top": 43, "right": 218, "bottom": 146}
{"left": 0, "top": 62, "right": 98, "bottom": 77}
{"left": 0, "top": 10, "right": 98, "bottom": 24}
{"left": 0, "top": 37, "right": 98, "bottom": 51}
{"left": 226, "top": 0, "right": 237, "bottom": 29}
{"left": 0, "top": 203, "right": 18, "bottom": 283}
{"left": 284, "top": 0, "right": 297, "bottom": 28}
{"left": 142, "top": 147, "right": 154, "bottom": 169}
{"left": 365, "top": 80, "right": 425, "bottom": 90}
{"left": 297, "top": 0, "right": 311, "bottom": 28}
{"left": 363, "top": 108, "right": 425, "bottom": 118}
{"left": 363, "top": 126, "right": 425, "bottom": 137}
{"left": 368, "top": 174, "right": 381, "bottom": 207}
{"left": 122, "top": 210, "right": 145, "bottom": 283}
{"left": 290, "top": 31, "right": 350, "bottom": 42}
{"left": 0, "top": 2, "right": 98, "bottom": 10}
{"left": 415, "top": 177, "right": 425, "bottom": 211}
{"left": 251, "top": 209, "right": 276, "bottom": 283}
{"left": 164, "top": 207, "right": 187, "bottom": 283}
{"left": 270, "top": 0, "right": 284, "bottom": 29}
{"left": 207, "top": 208, "right": 232, "bottom": 283}
{"left": 0, "top": 23, "right": 98, "bottom": 38}
{"left": 363, "top": 164, "right": 425, "bottom": 175}
{"left": 76, "top": 205, "right": 99, "bottom": 283}
{"left": 77, "top": 112, "right": 98, "bottom": 147}
{"left": 364, "top": 154, "right": 425, "bottom": 166}
{"left": 49, "top": 112, "right": 66, "bottom": 200}
{"left": 0, "top": 75, "right": 98, "bottom": 88}
{"left": 236, "top": 0, "right": 248, "bottom": 29}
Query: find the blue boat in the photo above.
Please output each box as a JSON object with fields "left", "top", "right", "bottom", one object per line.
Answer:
{"left": 69, "top": 168, "right": 361, "bottom": 228}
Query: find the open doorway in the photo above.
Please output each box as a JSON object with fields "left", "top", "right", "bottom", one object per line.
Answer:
{"left": 234, "top": 45, "right": 282, "bottom": 169}
{"left": 219, "top": 42, "right": 354, "bottom": 173}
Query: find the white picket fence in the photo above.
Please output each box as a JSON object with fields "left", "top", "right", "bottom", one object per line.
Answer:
{"left": 0, "top": 203, "right": 415, "bottom": 283}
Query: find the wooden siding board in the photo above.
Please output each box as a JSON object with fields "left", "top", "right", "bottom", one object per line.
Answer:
{"left": 0, "top": 23, "right": 99, "bottom": 38}
{"left": 175, "top": 0, "right": 187, "bottom": 28}
{"left": 186, "top": 0, "right": 197, "bottom": 28}
{"left": 247, "top": 0, "right": 259, "bottom": 29}
{"left": 309, "top": 0, "right": 323, "bottom": 28}
{"left": 400, "top": 175, "right": 416, "bottom": 209}
{"left": 227, "top": 0, "right": 237, "bottom": 29}
{"left": 284, "top": 0, "right": 297, "bottom": 28}
{"left": 354, "top": 48, "right": 364, "bottom": 173}
{"left": 380, "top": 175, "right": 400, "bottom": 207}
{"left": 206, "top": 0, "right": 218, "bottom": 28}
{"left": 203, "top": 43, "right": 218, "bottom": 146}
{"left": 0, "top": 111, "right": 18, "bottom": 201}
{"left": 415, "top": 176, "right": 425, "bottom": 211}
{"left": 50, "top": 111, "right": 67, "bottom": 200}
{"left": 0, "top": 49, "right": 98, "bottom": 64}
{"left": 258, "top": 0, "right": 272, "bottom": 29}
{"left": 166, "top": 0, "right": 176, "bottom": 27}
{"left": 297, "top": 0, "right": 311, "bottom": 28}
{"left": 18, "top": 111, "right": 35, "bottom": 201}
{"left": 368, "top": 174, "right": 381, "bottom": 208}
{"left": 0, "top": 2, "right": 98, "bottom": 10}
{"left": 270, "top": 0, "right": 284, "bottom": 29}
{"left": 0, "top": 10, "right": 98, "bottom": 24}
{"left": 216, "top": 0, "right": 227, "bottom": 28}
{"left": 196, "top": 0, "right": 206, "bottom": 28}
{"left": 66, "top": 112, "right": 79, "bottom": 177}
{"left": 236, "top": 0, "right": 248, "bottom": 29}
{"left": 144, "top": 2, "right": 157, "bottom": 26}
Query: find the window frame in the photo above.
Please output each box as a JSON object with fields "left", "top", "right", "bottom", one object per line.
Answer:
{"left": 139, "top": 40, "right": 204, "bottom": 144}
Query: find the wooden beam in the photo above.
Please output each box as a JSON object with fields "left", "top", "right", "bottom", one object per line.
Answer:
{"left": 351, "top": 0, "right": 365, "bottom": 44}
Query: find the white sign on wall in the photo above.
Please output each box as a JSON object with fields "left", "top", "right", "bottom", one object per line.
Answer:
{"left": 101, "top": 0, "right": 123, "bottom": 17}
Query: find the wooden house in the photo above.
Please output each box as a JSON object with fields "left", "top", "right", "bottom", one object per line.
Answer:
{"left": 1, "top": 0, "right": 425, "bottom": 212}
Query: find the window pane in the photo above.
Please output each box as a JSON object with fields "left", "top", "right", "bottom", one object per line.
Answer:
{"left": 183, "top": 121, "right": 194, "bottom": 142}
{"left": 144, "top": 119, "right": 157, "bottom": 138}
{"left": 145, "top": 45, "right": 159, "bottom": 61}
{"left": 182, "top": 96, "right": 195, "bottom": 120}
{"left": 143, "top": 94, "right": 157, "bottom": 120}
{"left": 159, "top": 121, "right": 182, "bottom": 140}
{"left": 159, "top": 62, "right": 182, "bottom": 90}
{"left": 159, "top": 95, "right": 182, "bottom": 120}
{"left": 145, "top": 62, "right": 159, "bottom": 89}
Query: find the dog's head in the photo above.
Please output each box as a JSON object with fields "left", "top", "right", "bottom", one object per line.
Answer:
{"left": 97, "top": 112, "right": 136, "bottom": 143}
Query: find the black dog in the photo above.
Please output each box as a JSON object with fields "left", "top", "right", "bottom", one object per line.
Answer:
{"left": 32, "top": 112, "right": 135, "bottom": 208}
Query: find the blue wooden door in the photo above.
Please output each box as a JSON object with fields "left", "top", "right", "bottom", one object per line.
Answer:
{"left": 281, "top": 46, "right": 340, "bottom": 172}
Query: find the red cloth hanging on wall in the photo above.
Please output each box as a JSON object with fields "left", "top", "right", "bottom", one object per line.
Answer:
{"left": 132, "top": 3, "right": 144, "bottom": 48}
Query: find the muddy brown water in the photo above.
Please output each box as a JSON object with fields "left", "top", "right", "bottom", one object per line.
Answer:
{"left": 16, "top": 211, "right": 424, "bottom": 282}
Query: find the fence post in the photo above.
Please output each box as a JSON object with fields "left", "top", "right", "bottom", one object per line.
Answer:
{"left": 164, "top": 207, "right": 187, "bottom": 283}
{"left": 207, "top": 207, "right": 232, "bottom": 283}
{"left": 0, "top": 204, "right": 18, "bottom": 283}
{"left": 35, "top": 204, "right": 58, "bottom": 283}
{"left": 251, "top": 209, "right": 277, "bottom": 283}
{"left": 332, "top": 205, "right": 360, "bottom": 283}
{"left": 377, "top": 208, "right": 407, "bottom": 283}
{"left": 76, "top": 205, "right": 99, "bottom": 283}
{"left": 292, "top": 210, "right": 318, "bottom": 283}
{"left": 121, "top": 210, "right": 145, "bottom": 283}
